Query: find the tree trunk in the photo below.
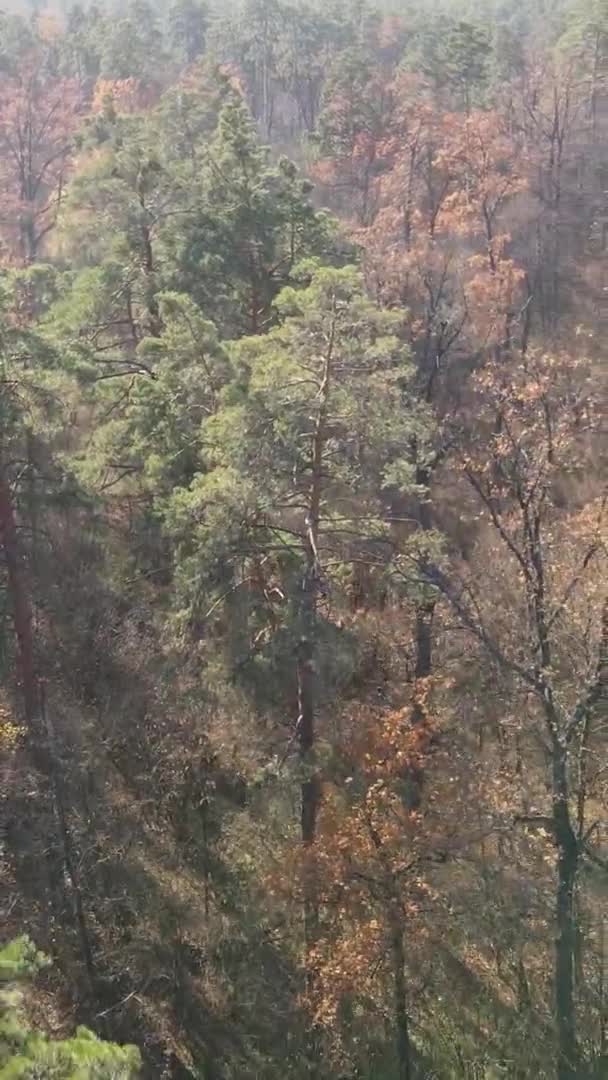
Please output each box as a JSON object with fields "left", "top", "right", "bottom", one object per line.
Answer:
{"left": 298, "top": 633, "right": 318, "bottom": 848}
{"left": 41, "top": 685, "right": 97, "bottom": 996}
{"left": 140, "top": 214, "right": 162, "bottom": 338}
{"left": 0, "top": 456, "right": 97, "bottom": 996}
{"left": 20, "top": 209, "right": 37, "bottom": 265}
{"left": 297, "top": 318, "right": 334, "bottom": 1074}
{"left": 555, "top": 839, "right": 578, "bottom": 1080}
{"left": 298, "top": 359, "right": 328, "bottom": 969}
{"left": 390, "top": 912, "right": 413, "bottom": 1080}
{"left": 298, "top": 326, "right": 332, "bottom": 857}
{"left": 413, "top": 463, "right": 434, "bottom": 688}
{"left": 405, "top": 464, "right": 435, "bottom": 809}
{"left": 0, "top": 458, "right": 41, "bottom": 739}
{"left": 553, "top": 744, "right": 579, "bottom": 1080}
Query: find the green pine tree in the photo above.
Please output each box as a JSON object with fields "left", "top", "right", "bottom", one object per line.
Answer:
{"left": 0, "top": 938, "right": 140, "bottom": 1078}
{"left": 169, "top": 97, "right": 342, "bottom": 337}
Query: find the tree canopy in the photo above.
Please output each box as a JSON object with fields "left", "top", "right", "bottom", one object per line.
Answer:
{"left": 0, "top": 2, "right": 606, "bottom": 1079}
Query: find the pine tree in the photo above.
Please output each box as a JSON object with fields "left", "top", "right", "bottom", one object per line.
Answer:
{"left": 168, "top": 0, "right": 208, "bottom": 66}
{"left": 0, "top": 937, "right": 140, "bottom": 1078}
{"left": 170, "top": 97, "right": 340, "bottom": 336}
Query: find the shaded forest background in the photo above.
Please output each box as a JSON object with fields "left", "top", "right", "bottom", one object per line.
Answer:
{"left": 0, "top": 0, "right": 606, "bottom": 1077}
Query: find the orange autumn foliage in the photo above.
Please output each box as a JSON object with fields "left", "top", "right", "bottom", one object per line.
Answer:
{"left": 276, "top": 684, "right": 447, "bottom": 1029}
{"left": 92, "top": 78, "right": 157, "bottom": 115}
{"left": 352, "top": 81, "right": 527, "bottom": 357}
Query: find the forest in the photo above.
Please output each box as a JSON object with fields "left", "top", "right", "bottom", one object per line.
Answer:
{"left": 0, "top": 0, "right": 606, "bottom": 1077}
